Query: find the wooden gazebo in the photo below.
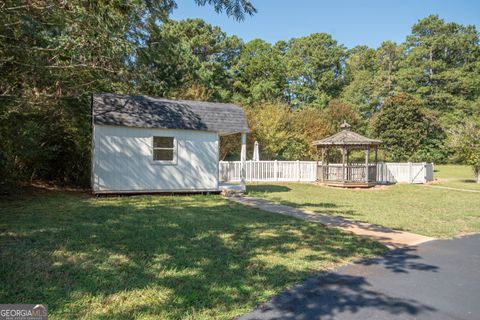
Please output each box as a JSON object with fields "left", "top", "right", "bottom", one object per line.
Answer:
{"left": 313, "top": 122, "right": 382, "bottom": 188}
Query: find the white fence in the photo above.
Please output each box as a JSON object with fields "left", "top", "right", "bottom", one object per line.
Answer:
{"left": 219, "top": 161, "right": 434, "bottom": 184}
{"left": 219, "top": 160, "right": 317, "bottom": 182}
{"left": 377, "top": 162, "right": 434, "bottom": 184}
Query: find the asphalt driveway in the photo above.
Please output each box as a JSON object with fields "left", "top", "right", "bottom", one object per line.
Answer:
{"left": 239, "top": 234, "right": 480, "bottom": 320}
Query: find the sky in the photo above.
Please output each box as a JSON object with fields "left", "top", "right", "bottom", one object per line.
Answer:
{"left": 171, "top": 0, "right": 480, "bottom": 48}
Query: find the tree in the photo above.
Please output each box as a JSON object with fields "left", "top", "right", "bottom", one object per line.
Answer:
{"left": 194, "top": 0, "right": 257, "bottom": 21}
{"left": 370, "top": 93, "right": 444, "bottom": 162}
{"left": 322, "top": 100, "right": 362, "bottom": 135}
{"left": 448, "top": 118, "right": 480, "bottom": 183}
{"left": 285, "top": 33, "right": 346, "bottom": 108}
{"left": 341, "top": 42, "right": 404, "bottom": 121}
{"left": 1, "top": 1, "right": 145, "bottom": 186}
{"left": 341, "top": 46, "right": 378, "bottom": 119}
{"left": 0, "top": 1, "right": 256, "bottom": 188}
{"left": 2, "top": 7, "right": 480, "bottom": 188}
{"left": 291, "top": 108, "right": 328, "bottom": 159}
{"left": 247, "top": 103, "right": 294, "bottom": 159}
{"left": 398, "top": 15, "right": 480, "bottom": 117}
{"left": 374, "top": 41, "right": 402, "bottom": 98}
{"left": 136, "top": 19, "right": 242, "bottom": 101}
{"left": 231, "top": 39, "right": 287, "bottom": 105}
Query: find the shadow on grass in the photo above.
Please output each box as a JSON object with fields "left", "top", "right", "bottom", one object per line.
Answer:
{"left": 248, "top": 184, "right": 357, "bottom": 216}
{"left": 460, "top": 179, "right": 477, "bottom": 183}
{"left": 0, "top": 191, "right": 431, "bottom": 319}
{"left": 248, "top": 184, "right": 292, "bottom": 193}
{"left": 245, "top": 184, "right": 414, "bottom": 245}
{"left": 248, "top": 184, "right": 379, "bottom": 222}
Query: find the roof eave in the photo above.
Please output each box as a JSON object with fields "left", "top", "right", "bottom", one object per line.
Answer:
{"left": 312, "top": 141, "right": 382, "bottom": 146}
{"left": 218, "top": 129, "right": 250, "bottom": 136}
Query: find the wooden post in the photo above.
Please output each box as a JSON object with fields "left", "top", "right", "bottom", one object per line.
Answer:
{"left": 346, "top": 148, "right": 350, "bottom": 181}
{"left": 342, "top": 147, "right": 346, "bottom": 183}
{"left": 240, "top": 133, "right": 247, "bottom": 188}
{"left": 365, "top": 147, "right": 370, "bottom": 183}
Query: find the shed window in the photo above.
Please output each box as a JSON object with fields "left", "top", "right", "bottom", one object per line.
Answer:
{"left": 153, "top": 137, "right": 175, "bottom": 162}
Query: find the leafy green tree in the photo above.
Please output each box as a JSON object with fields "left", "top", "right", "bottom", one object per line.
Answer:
{"left": 136, "top": 19, "right": 242, "bottom": 101}
{"left": 3, "top": 4, "right": 480, "bottom": 188}
{"left": 1, "top": 1, "right": 147, "bottom": 185}
{"left": 247, "top": 103, "right": 294, "bottom": 159}
{"left": 398, "top": 15, "right": 480, "bottom": 117}
{"left": 341, "top": 42, "right": 403, "bottom": 121}
{"left": 285, "top": 33, "right": 346, "bottom": 108}
{"left": 374, "top": 41, "right": 402, "bottom": 98}
{"left": 231, "top": 39, "right": 287, "bottom": 105}
{"left": 448, "top": 118, "right": 480, "bottom": 183}
{"left": 370, "top": 93, "right": 445, "bottom": 162}
{"left": 341, "top": 46, "right": 378, "bottom": 119}
{"left": 0, "top": 1, "right": 256, "bottom": 187}
{"left": 322, "top": 100, "right": 362, "bottom": 135}
{"left": 195, "top": 0, "right": 257, "bottom": 21}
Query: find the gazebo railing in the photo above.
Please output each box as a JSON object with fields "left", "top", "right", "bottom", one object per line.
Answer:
{"left": 319, "top": 163, "right": 377, "bottom": 183}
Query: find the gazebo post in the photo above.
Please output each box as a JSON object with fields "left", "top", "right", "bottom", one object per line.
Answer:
{"left": 326, "top": 148, "right": 330, "bottom": 181}
{"left": 346, "top": 147, "right": 350, "bottom": 181}
{"left": 365, "top": 146, "right": 370, "bottom": 183}
{"left": 342, "top": 146, "right": 346, "bottom": 184}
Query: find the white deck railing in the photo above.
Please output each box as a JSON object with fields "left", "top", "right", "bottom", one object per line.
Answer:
{"left": 219, "top": 161, "right": 434, "bottom": 184}
{"left": 219, "top": 160, "right": 317, "bottom": 182}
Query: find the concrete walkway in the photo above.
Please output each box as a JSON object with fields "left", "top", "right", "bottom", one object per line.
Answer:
{"left": 228, "top": 197, "right": 434, "bottom": 249}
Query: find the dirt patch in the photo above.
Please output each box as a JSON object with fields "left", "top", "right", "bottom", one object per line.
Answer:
{"left": 313, "top": 181, "right": 394, "bottom": 191}
{"left": 428, "top": 178, "right": 449, "bottom": 185}
{"left": 0, "top": 181, "right": 90, "bottom": 201}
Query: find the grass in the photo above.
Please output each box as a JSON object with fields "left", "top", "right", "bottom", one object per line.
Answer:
{"left": 433, "top": 165, "right": 480, "bottom": 191}
{"left": 248, "top": 175, "right": 480, "bottom": 238}
{"left": 0, "top": 190, "right": 385, "bottom": 320}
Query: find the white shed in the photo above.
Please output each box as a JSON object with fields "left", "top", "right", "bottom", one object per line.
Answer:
{"left": 91, "top": 93, "right": 249, "bottom": 194}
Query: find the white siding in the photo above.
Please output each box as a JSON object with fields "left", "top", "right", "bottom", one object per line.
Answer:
{"left": 92, "top": 125, "right": 219, "bottom": 193}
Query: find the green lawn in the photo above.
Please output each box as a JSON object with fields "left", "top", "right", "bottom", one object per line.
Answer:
{"left": 248, "top": 180, "right": 480, "bottom": 238}
{"left": 0, "top": 190, "right": 384, "bottom": 320}
{"left": 433, "top": 165, "right": 480, "bottom": 191}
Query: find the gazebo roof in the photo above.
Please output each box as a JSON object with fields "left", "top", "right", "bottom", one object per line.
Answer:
{"left": 313, "top": 122, "right": 382, "bottom": 147}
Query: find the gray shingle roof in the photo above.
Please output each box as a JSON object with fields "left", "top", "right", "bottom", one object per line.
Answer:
{"left": 92, "top": 93, "right": 249, "bottom": 135}
{"left": 313, "top": 122, "right": 382, "bottom": 146}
